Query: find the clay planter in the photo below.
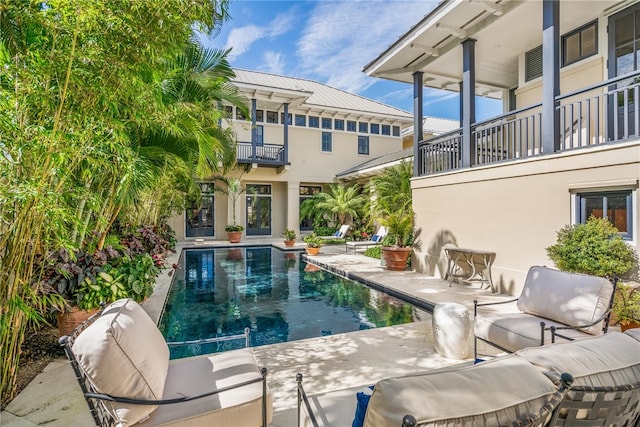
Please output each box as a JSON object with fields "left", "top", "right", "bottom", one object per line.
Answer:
{"left": 381, "top": 247, "right": 412, "bottom": 271}
{"left": 57, "top": 306, "right": 100, "bottom": 337}
{"left": 227, "top": 231, "right": 242, "bottom": 243}
{"left": 304, "top": 263, "right": 321, "bottom": 272}
{"left": 620, "top": 321, "right": 640, "bottom": 332}
{"left": 284, "top": 240, "right": 295, "bottom": 247}
{"left": 305, "top": 247, "right": 320, "bottom": 256}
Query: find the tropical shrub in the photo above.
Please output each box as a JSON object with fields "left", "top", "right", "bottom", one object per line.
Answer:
{"left": 313, "top": 226, "right": 337, "bottom": 237}
{"left": 282, "top": 229, "right": 296, "bottom": 241}
{"left": 612, "top": 283, "right": 640, "bottom": 326}
{"left": 364, "top": 246, "right": 382, "bottom": 259}
{"left": 546, "top": 216, "right": 637, "bottom": 279}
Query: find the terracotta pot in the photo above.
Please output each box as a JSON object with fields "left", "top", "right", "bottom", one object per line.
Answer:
{"left": 304, "top": 263, "right": 321, "bottom": 272}
{"left": 284, "top": 240, "right": 295, "bottom": 247}
{"left": 381, "top": 247, "right": 412, "bottom": 271}
{"left": 57, "top": 306, "right": 100, "bottom": 338}
{"left": 227, "top": 231, "right": 242, "bottom": 243}
{"left": 620, "top": 321, "right": 640, "bottom": 332}
{"left": 305, "top": 247, "right": 320, "bottom": 256}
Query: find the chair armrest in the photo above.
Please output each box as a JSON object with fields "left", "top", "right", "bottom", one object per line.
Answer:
{"left": 166, "top": 327, "right": 250, "bottom": 348}
{"left": 85, "top": 368, "right": 267, "bottom": 405}
{"left": 296, "top": 373, "right": 320, "bottom": 427}
{"left": 474, "top": 298, "right": 518, "bottom": 316}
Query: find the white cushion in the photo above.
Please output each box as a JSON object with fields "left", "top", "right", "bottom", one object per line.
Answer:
{"left": 363, "top": 355, "right": 558, "bottom": 427}
{"left": 72, "top": 298, "right": 170, "bottom": 426}
{"left": 139, "top": 348, "right": 272, "bottom": 427}
{"left": 515, "top": 331, "right": 640, "bottom": 388}
{"left": 517, "top": 266, "right": 613, "bottom": 335}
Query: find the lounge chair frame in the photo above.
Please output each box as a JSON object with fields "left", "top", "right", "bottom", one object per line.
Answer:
{"left": 60, "top": 307, "right": 269, "bottom": 427}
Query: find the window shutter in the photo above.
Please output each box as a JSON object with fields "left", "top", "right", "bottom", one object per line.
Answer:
{"left": 525, "top": 45, "right": 543, "bottom": 82}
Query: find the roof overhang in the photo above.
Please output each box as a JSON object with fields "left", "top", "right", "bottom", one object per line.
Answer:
{"left": 232, "top": 81, "right": 312, "bottom": 109}
{"left": 364, "top": 0, "right": 632, "bottom": 98}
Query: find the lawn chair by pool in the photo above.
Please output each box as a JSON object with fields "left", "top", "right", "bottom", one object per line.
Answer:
{"left": 320, "top": 224, "right": 350, "bottom": 240}
{"left": 60, "top": 298, "right": 272, "bottom": 427}
{"left": 345, "top": 226, "right": 387, "bottom": 253}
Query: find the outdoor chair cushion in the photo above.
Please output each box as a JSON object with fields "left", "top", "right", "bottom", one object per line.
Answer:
{"left": 516, "top": 266, "right": 613, "bottom": 335}
{"left": 72, "top": 298, "right": 170, "bottom": 426}
{"left": 363, "top": 355, "right": 558, "bottom": 427}
{"left": 515, "top": 331, "right": 640, "bottom": 388}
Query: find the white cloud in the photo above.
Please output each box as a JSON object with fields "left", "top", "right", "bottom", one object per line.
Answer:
{"left": 295, "top": 1, "right": 438, "bottom": 94}
{"left": 225, "top": 8, "right": 297, "bottom": 60}
{"left": 261, "top": 51, "right": 285, "bottom": 74}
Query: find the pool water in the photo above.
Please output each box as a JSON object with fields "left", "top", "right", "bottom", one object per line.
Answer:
{"left": 159, "top": 247, "right": 424, "bottom": 358}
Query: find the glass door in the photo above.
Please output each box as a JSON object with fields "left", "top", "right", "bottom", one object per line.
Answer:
{"left": 246, "top": 184, "right": 272, "bottom": 236}
{"left": 185, "top": 183, "right": 215, "bottom": 237}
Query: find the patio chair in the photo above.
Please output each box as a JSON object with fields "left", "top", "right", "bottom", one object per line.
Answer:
{"left": 345, "top": 226, "right": 387, "bottom": 253}
{"left": 320, "top": 224, "right": 350, "bottom": 240}
{"left": 60, "top": 298, "right": 272, "bottom": 427}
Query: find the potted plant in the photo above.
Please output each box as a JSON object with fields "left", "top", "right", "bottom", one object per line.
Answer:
{"left": 304, "top": 232, "right": 322, "bottom": 256}
{"left": 283, "top": 229, "right": 296, "bottom": 247}
{"left": 225, "top": 224, "right": 244, "bottom": 243}
{"left": 612, "top": 283, "right": 640, "bottom": 331}
{"left": 380, "top": 211, "right": 414, "bottom": 271}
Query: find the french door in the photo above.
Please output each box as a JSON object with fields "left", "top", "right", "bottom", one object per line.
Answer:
{"left": 185, "top": 183, "right": 214, "bottom": 237}
{"left": 246, "top": 184, "right": 271, "bottom": 236}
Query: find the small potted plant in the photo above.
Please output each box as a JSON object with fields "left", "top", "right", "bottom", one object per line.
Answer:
{"left": 303, "top": 232, "right": 322, "bottom": 256}
{"left": 380, "top": 211, "right": 414, "bottom": 271}
{"left": 283, "top": 228, "right": 296, "bottom": 247}
{"left": 225, "top": 224, "right": 244, "bottom": 243}
{"left": 612, "top": 283, "right": 640, "bottom": 331}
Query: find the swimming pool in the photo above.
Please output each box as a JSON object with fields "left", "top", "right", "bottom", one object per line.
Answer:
{"left": 159, "top": 247, "right": 425, "bottom": 358}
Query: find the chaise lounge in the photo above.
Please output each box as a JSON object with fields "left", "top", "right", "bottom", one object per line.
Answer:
{"left": 345, "top": 226, "right": 387, "bottom": 253}
{"left": 60, "top": 298, "right": 273, "bottom": 427}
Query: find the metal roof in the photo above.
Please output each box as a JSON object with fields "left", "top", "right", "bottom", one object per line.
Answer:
{"left": 232, "top": 69, "right": 413, "bottom": 122}
{"left": 336, "top": 148, "right": 413, "bottom": 180}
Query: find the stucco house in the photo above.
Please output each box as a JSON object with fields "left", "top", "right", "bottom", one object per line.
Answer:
{"left": 364, "top": 0, "right": 640, "bottom": 295}
{"left": 168, "top": 69, "right": 413, "bottom": 240}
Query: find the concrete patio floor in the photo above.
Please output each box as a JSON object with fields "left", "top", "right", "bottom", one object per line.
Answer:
{"left": 2, "top": 239, "right": 511, "bottom": 426}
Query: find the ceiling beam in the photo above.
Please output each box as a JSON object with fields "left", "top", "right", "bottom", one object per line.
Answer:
{"left": 410, "top": 42, "right": 440, "bottom": 57}
{"left": 469, "top": 0, "right": 504, "bottom": 16}
{"left": 435, "top": 22, "right": 468, "bottom": 39}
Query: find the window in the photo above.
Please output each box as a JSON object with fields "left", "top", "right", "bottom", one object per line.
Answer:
{"left": 236, "top": 108, "right": 247, "bottom": 120}
{"left": 370, "top": 123, "right": 380, "bottom": 134}
{"left": 357, "top": 136, "right": 369, "bottom": 155}
{"left": 224, "top": 105, "right": 233, "bottom": 117}
{"left": 347, "top": 120, "right": 357, "bottom": 132}
{"left": 322, "top": 118, "right": 332, "bottom": 129}
{"left": 576, "top": 190, "right": 633, "bottom": 240}
{"left": 392, "top": 126, "right": 400, "bottom": 137}
{"left": 309, "top": 116, "right": 319, "bottom": 128}
{"left": 334, "top": 119, "right": 345, "bottom": 130}
{"left": 255, "top": 110, "right": 264, "bottom": 122}
{"left": 358, "top": 122, "right": 368, "bottom": 133}
{"left": 562, "top": 21, "right": 597, "bottom": 66}
{"left": 280, "top": 112, "right": 292, "bottom": 125}
{"left": 255, "top": 125, "right": 264, "bottom": 146}
{"left": 295, "top": 114, "right": 306, "bottom": 126}
{"left": 267, "top": 111, "right": 278, "bottom": 123}
{"left": 321, "top": 132, "right": 332, "bottom": 152}
{"left": 381, "top": 124, "right": 391, "bottom": 136}
{"left": 525, "top": 45, "right": 543, "bottom": 82}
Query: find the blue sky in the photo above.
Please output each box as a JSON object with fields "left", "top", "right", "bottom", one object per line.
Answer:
{"left": 198, "top": 0, "right": 501, "bottom": 120}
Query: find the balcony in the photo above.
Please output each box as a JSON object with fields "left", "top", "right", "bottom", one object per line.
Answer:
{"left": 236, "top": 142, "right": 289, "bottom": 170}
{"left": 417, "top": 71, "right": 640, "bottom": 176}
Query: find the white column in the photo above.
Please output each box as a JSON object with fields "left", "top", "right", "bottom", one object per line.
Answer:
{"left": 286, "top": 181, "right": 300, "bottom": 234}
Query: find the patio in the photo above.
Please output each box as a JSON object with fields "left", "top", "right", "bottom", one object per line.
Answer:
{"left": 2, "top": 240, "right": 512, "bottom": 426}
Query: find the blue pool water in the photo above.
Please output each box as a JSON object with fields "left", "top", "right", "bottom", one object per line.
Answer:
{"left": 159, "top": 247, "right": 424, "bottom": 358}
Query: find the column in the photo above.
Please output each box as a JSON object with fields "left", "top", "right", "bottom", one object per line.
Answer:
{"left": 283, "top": 102, "right": 289, "bottom": 163}
{"left": 251, "top": 98, "right": 257, "bottom": 161}
{"left": 461, "top": 38, "right": 476, "bottom": 168}
{"left": 412, "top": 72, "right": 423, "bottom": 177}
{"left": 286, "top": 181, "right": 300, "bottom": 233}
{"left": 542, "top": 0, "right": 560, "bottom": 154}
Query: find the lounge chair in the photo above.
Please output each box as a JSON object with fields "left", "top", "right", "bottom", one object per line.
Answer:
{"left": 60, "top": 298, "right": 272, "bottom": 427}
{"left": 320, "top": 224, "right": 350, "bottom": 240}
{"left": 345, "top": 226, "right": 387, "bottom": 253}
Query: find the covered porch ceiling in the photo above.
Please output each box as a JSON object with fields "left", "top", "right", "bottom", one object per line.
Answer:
{"left": 364, "top": 0, "right": 632, "bottom": 99}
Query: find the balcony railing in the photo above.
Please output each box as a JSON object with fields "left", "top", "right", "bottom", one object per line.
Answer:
{"left": 236, "top": 142, "right": 287, "bottom": 167}
{"left": 417, "top": 70, "right": 640, "bottom": 176}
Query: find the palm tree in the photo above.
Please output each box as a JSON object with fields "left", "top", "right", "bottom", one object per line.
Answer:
{"left": 301, "top": 183, "right": 368, "bottom": 227}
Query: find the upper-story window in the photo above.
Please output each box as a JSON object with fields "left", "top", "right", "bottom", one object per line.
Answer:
{"left": 321, "top": 132, "right": 332, "bottom": 152}
{"left": 357, "top": 135, "right": 369, "bottom": 155}
{"left": 281, "top": 112, "right": 292, "bottom": 125}
{"left": 224, "top": 105, "right": 233, "bottom": 117}
{"left": 563, "top": 21, "right": 597, "bottom": 67}
{"left": 295, "top": 114, "right": 306, "bottom": 126}
{"left": 347, "top": 120, "right": 357, "bottom": 132}
{"left": 575, "top": 190, "right": 633, "bottom": 240}
{"left": 267, "top": 111, "right": 278, "bottom": 124}
{"left": 255, "top": 125, "right": 264, "bottom": 145}
{"left": 392, "top": 126, "right": 400, "bottom": 137}
{"left": 358, "top": 122, "right": 368, "bottom": 133}
{"left": 255, "top": 110, "right": 264, "bottom": 122}
{"left": 381, "top": 124, "right": 391, "bottom": 136}
{"left": 236, "top": 109, "right": 247, "bottom": 120}
{"left": 335, "top": 119, "right": 345, "bottom": 131}
{"left": 309, "top": 116, "right": 319, "bottom": 128}
{"left": 322, "top": 118, "right": 332, "bottom": 129}
{"left": 370, "top": 123, "right": 380, "bottom": 134}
